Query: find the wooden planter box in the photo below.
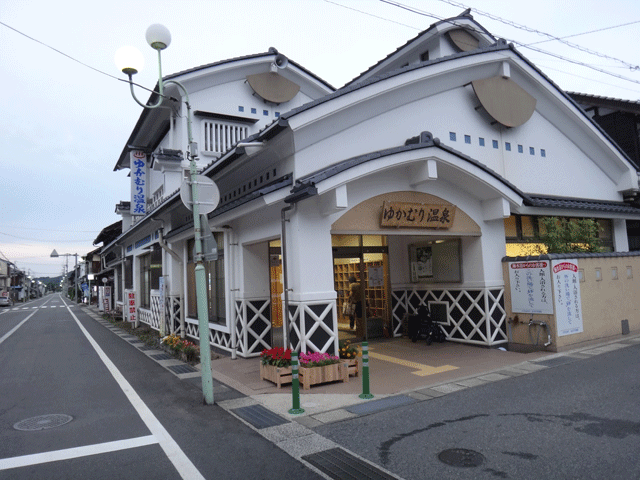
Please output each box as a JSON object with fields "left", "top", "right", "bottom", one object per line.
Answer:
{"left": 299, "top": 362, "right": 349, "bottom": 390}
{"left": 344, "top": 358, "right": 359, "bottom": 377}
{"left": 260, "top": 363, "right": 292, "bottom": 388}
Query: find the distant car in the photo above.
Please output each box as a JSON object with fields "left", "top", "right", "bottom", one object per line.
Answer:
{"left": 0, "top": 296, "right": 13, "bottom": 307}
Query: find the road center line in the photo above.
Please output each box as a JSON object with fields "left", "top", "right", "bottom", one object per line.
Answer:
{"left": 0, "top": 435, "right": 157, "bottom": 471}
{"left": 66, "top": 306, "right": 206, "bottom": 480}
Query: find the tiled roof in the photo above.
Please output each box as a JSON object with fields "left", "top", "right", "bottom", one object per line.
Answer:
{"left": 526, "top": 195, "right": 640, "bottom": 214}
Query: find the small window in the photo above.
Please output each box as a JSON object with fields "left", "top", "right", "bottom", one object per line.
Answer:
{"left": 595, "top": 268, "right": 602, "bottom": 281}
{"left": 627, "top": 266, "right": 633, "bottom": 279}
{"left": 479, "top": 137, "right": 485, "bottom": 147}
{"left": 251, "top": 108, "right": 257, "bottom": 114}
{"left": 464, "top": 135, "right": 471, "bottom": 144}
{"left": 263, "top": 110, "right": 269, "bottom": 116}
{"left": 238, "top": 106, "right": 244, "bottom": 112}
{"left": 518, "top": 145, "right": 523, "bottom": 153}
{"left": 449, "top": 132, "right": 456, "bottom": 141}
{"left": 420, "top": 51, "right": 429, "bottom": 62}
{"left": 530, "top": 147, "right": 535, "bottom": 155}
{"left": 492, "top": 140, "right": 499, "bottom": 149}
{"left": 505, "top": 142, "right": 511, "bottom": 151}
{"left": 541, "top": 149, "right": 546, "bottom": 157}
{"left": 275, "top": 112, "right": 280, "bottom": 117}
{"left": 578, "top": 269, "right": 585, "bottom": 282}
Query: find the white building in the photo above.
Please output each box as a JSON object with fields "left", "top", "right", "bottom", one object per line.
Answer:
{"left": 100, "top": 11, "right": 640, "bottom": 358}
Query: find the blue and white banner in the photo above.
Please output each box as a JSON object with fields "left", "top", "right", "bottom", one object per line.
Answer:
{"left": 130, "top": 151, "right": 147, "bottom": 215}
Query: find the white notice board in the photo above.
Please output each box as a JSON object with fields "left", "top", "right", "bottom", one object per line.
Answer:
{"left": 508, "top": 261, "right": 553, "bottom": 314}
{"left": 552, "top": 260, "right": 584, "bottom": 336}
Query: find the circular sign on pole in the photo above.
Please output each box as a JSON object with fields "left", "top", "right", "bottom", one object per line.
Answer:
{"left": 180, "top": 175, "right": 220, "bottom": 214}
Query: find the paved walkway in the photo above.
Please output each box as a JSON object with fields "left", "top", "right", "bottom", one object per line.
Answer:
{"left": 82, "top": 305, "right": 640, "bottom": 479}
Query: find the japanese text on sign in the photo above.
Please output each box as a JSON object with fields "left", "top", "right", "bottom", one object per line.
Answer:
{"left": 380, "top": 201, "right": 456, "bottom": 229}
{"left": 508, "top": 261, "right": 553, "bottom": 314}
{"left": 130, "top": 151, "right": 147, "bottom": 216}
{"left": 552, "top": 260, "right": 583, "bottom": 336}
{"left": 126, "top": 290, "right": 136, "bottom": 323}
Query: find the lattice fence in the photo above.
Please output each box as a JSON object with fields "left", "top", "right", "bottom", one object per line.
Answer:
{"left": 391, "top": 287, "right": 506, "bottom": 346}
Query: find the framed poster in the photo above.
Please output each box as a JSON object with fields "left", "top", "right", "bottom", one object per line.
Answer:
{"left": 410, "top": 245, "right": 433, "bottom": 282}
{"left": 508, "top": 261, "right": 553, "bottom": 314}
{"left": 552, "top": 259, "right": 583, "bottom": 336}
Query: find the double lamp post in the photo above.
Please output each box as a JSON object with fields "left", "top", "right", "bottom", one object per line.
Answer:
{"left": 115, "top": 24, "right": 216, "bottom": 405}
{"left": 50, "top": 249, "right": 78, "bottom": 302}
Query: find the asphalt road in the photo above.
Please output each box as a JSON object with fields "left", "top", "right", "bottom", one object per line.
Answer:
{"left": 314, "top": 341, "right": 640, "bottom": 479}
{"left": 0, "top": 294, "right": 322, "bottom": 480}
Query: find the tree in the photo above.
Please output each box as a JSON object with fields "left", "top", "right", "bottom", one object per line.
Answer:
{"left": 534, "top": 217, "right": 603, "bottom": 254}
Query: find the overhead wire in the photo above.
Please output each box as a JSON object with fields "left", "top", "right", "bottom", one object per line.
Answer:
{"left": 376, "top": 0, "right": 640, "bottom": 87}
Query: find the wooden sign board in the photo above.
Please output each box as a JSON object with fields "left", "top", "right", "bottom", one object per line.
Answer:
{"left": 381, "top": 202, "right": 456, "bottom": 229}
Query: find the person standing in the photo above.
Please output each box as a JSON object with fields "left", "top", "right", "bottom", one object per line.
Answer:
{"left": 348, "top": 275, "right": 363, "bottom": 331}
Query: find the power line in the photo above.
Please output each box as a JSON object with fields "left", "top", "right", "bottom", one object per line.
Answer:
{"left": 430, "top": 0, "right": 640, "bottom": 71}
{"left": 377, "top": 0, "right": 640, "bottom": 86}
{"left": 324, "top": 0, "right": 422, "bottom": 30}
{"left": 0, "top": 20, "right": 159, "bottom": 97}
{"left": 526, "top": 20, "right": 640, "bottom": 46}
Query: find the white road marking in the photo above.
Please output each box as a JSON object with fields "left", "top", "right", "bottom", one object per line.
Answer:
{"left": 0, "top": 436, "right": 157, "bottom": 471}
{"left": 0, "top": 310, "right": 39, "bottom": 346}
{"left": 66, "top": 306, "right": 205, "bottom": 480}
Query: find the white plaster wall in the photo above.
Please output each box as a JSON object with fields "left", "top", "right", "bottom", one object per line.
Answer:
{"left": 293, "top": 82, "right": 623, "bottom": 202}
{"left": 242, "top": 242, "right": 270, "bottom": 298}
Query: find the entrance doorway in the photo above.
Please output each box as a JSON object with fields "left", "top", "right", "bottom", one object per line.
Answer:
{"left": 269, "top": 240, "right": 283, "bottom": 347}
{"left": 332, "top": 235, "right": 390, "bottom": 342}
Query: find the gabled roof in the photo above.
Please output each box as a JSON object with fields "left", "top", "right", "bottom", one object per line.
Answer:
{"left": 568, "top": 92, "right": 640, "bottom": 115}
{"left": 114, "top": 51, "right": 335, "bottom": 172}
{"left": 526, "top": 194, "right": 640, "bottom": 215}
{"left": 344, "top": 9, "right": 496, "bottom": 87}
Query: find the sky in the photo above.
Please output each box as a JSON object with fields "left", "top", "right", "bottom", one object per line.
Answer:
{"left": 1, "top": 0, "right": 639, "bottom": 278}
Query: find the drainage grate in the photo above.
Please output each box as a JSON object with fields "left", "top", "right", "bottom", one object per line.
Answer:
{"left": 167, "top": 364, "right": 197, "bottom": 374}
{"left": 150, "top": 353, "right": 173, "bottom": 360}
{"left": 138, "top": 345, "right": 156, "bottom": 351}
{"left": 231, "top": 404, "right": 288, "bottom": 429}
{"left": 345, "top": 395, "right": 416, "bottom": 416}
{"left": 303, "top": 448, "right": 396, "bottom": 480}
{"left": 14, "top": 414, "right": 73, "bottom": 431}
{"left": 438, "top": 448, "right": 485, "bottom": 467}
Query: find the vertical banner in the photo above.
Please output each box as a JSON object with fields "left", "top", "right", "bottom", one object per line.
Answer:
{"left": 126, "top": 290, "right": 136, "bottom": 323}
{"left": 131, "top": 151, "right": 147, "bottom": 216}
{"left": 508, "top": 261, "right": 553, "bottom": 314}
{"left": 103, "top": 286, "right": 111, "bottom": 313}
{"left": 552, "top": 260, "right": 583, "bottom": 336}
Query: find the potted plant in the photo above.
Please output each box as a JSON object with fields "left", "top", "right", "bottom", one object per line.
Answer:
{"left": 339, "top": 340, "right": 359, "bottom": 377}
{"left": 298, "top": 351, "right": 348, "bottom": 390}
{"left": 259, "top": 347, "right": 293, "bottom": 388}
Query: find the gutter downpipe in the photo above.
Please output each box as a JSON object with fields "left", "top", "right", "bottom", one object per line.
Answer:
{"left": 281, "top": 204, "right": 294, "bottom": 351}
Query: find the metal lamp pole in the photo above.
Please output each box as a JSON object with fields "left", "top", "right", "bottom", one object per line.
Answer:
{"left": 116, "top": 24, "right": 215, "bottom": 404}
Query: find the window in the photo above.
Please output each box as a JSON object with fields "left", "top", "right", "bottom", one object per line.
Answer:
{"left": 464, "top": 135, "right": 471, "bottom": 144}
{"left": 187, "top": 234, "right": 225, "bottom": 324}
{"left": 139, "top": 247, "right": 162, "bottom": 309}
{"left": 420, "top": 51, "right": 429, "bottom": 62}
{"left": 518, "top": 144, "right": 523, "bottom": 153}
{"left": 505, "top": 142, "right": 511, "bottom": 151}
{"left": 238, "top": 106, "right": 244, "bottom": 112}
{"left": 530, "top": 147, "right": 535, "bottom": 155}
{"left": 449, "top": 132, "right": 456, "bottom": 141}
{"left": 541, "top": 149, "right": 546, "bottom": 157}
{"left": 202, "top": 121, "right": 249, "bottom": 155}
{"left": 124, "top": 256, "right": 133, "bottom": 290}
{"left": 263, "top": 110, "right": 269, "bottom": 116}
{"left": 492, "top": 140, "right": 499, "bottom": 149}
{"left": 479, "top": 137, "right": 485, "bottom": 147}
{"left": 251, "top": 108, "right": 257, "bottom": 114}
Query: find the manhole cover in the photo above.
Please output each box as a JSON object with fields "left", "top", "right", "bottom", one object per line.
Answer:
{"left": 438, "top": 448, "right": 485, "bottom": 467}
{"left": 14, "top": 414, "right": 73, "bottom": 431}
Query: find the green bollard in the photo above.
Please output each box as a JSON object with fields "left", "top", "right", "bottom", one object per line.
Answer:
{"left": 288, "top": 351, "right": 305, "bottom": 415}
{"left": 359, "top": 341, "right": 374, "bottom": 399}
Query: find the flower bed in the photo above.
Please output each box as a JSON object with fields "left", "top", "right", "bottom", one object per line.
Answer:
{"left": 299, "top": 362, "right": 348, "bottom": 390}
{"left": 339, "top": 340, "right": 360, "bottom": 377}
{"left": 162, "top": 334, "right": 200, "bottom": 363}
{"left": 260, "top": 347, "right": 293, "bottom": 388}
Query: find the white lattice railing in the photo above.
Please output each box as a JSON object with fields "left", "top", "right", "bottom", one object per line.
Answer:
{"left": 166, "top": 295, "right": 182, "bottom": 335}
{"left": 202, "top": 120, "right": 248, "bottom": 155}
{"left": 184, "top": 318, "right": 233, "bottom": 353}
{"left": 286, "top": 301, "right": 338, "bottom": 355}
{"left": 234, "top": 298, "right": 271, "bottom": 358}
{"left": 391, "top": 286, "right": 507, "bottom": 346}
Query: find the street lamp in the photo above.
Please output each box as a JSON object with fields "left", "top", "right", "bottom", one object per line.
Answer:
{"left": 116, "top": 24, "right": 215, "bottom": 405}
{"left": 51, "top": 250, "right": 78, "bottom": 303}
